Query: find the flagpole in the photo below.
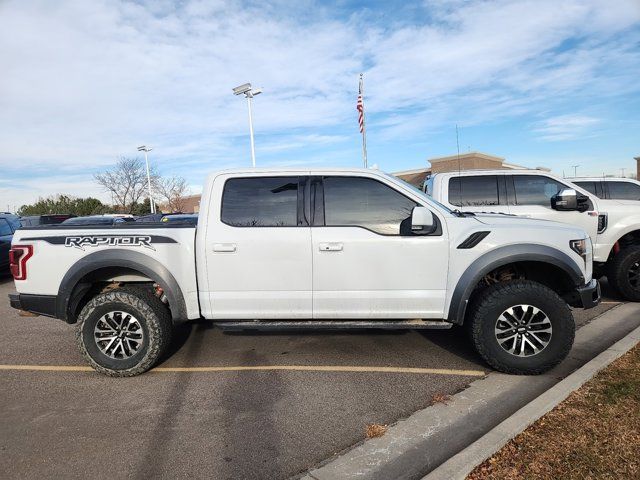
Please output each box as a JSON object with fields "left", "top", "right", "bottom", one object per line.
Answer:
{"left": 359, "top": 73, "right": 368, "bottom": 168}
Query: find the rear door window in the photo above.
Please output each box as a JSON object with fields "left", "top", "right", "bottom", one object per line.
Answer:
{"left": 221, "top": 176, "right": 301, "bottom": 227}
{"left": 448, "top": 176, "right": 501, "bottom": 207}
{"left": 606, "top": 181, "right": 640, "bottom": 201}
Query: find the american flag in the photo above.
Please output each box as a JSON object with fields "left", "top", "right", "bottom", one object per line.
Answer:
{"left": 357, "top": 77, "right": 365, "bottom": 133}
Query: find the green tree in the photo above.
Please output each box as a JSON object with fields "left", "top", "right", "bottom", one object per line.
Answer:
{"left": 18, "top": 195, "right": 113, "bottom": 216}
{"left": 130, "top": 198, "right": 152, "bottom": 216}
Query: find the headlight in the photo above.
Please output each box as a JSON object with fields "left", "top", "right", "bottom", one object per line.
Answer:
{"left": 570, "top": 239, "right": 587, "bottom": 264}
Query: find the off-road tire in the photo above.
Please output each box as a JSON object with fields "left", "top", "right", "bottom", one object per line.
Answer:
{"left": 606, "top": 246, "right": 640, "bottom": 302}
{"left": 76, "top": 286, "right": 173, "bottom": 377}
{"left": 468, "top": 280, "right": 574, "bottom": 375}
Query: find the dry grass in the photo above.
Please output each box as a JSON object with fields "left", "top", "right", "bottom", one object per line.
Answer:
{"left": 467, "top": 344, "right": 640, "bottom": 480}
{"left": 366, "top": 423, "right": 388, "bottom": 438}
{"left": 431, "top": 393, "right": 452, "bottom": 405}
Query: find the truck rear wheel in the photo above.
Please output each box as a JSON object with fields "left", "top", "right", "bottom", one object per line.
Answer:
{"left": 75, "top": 287, "right": 173, "bottom": 377}
{"left": 606, "top": 246, "right": 640, "bottom": 302}
{"left": 467, "top": 280, "right": 574, "bottom": 375}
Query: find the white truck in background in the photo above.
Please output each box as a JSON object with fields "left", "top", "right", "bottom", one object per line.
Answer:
{"left": 425, "top": 169, "right": 640, "bottom": 301}
{"left": 9, "top": 168, "right": 599, "bottom": 376}
{"left": 569, "top": 177, "right": 640, "bottom": 202}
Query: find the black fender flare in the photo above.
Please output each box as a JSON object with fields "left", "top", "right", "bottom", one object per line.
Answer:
{"left": 56, "top": 249, "right": 187, "bottom": 323}
{"left": 447, "top": 244, "right": 584, "bottom": 325}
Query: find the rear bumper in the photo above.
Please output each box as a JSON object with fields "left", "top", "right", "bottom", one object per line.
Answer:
{"left": 9, "top": 293, "right": 57, "bottom": 318}
{"left": 570, "top": 279, "right": 601, "bottom": 309}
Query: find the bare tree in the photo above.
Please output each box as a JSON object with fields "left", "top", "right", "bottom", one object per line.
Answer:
{"left": 94, "top": 157, "right": 159, "bottom": 213}
{"left": 156, "top": 175, "right": 189, "bottom": 212}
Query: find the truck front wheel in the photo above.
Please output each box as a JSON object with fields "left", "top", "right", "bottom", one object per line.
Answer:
{"left": 467, "top": 280, "right": 574, "bottom": 375}
{"left": 75, "top": 287, "right": 173, "bottom": 377}
{"left": 606, "top": 246, "right": 640, "bottom": 302}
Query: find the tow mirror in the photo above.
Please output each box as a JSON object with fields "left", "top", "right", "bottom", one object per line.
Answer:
{"left": 411, "top": 207, "right": 436, "bottom": 234}
{"left": 551, "top": 189, "right": 579, "bottom": 211}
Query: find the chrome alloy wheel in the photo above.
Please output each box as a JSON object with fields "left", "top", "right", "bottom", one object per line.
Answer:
{"left": 628, "top": 261, "right": 640, "bottom": 290}
{"left": 494, "top": 305, "right": 552, "bottom": 357}
{"left": 94, "top": 311, "right": 144, "bottom": 359}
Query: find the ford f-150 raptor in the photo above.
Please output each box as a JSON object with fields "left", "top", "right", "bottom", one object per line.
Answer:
{"left": 9, "top": 168, "right": 600, "bottom": 376}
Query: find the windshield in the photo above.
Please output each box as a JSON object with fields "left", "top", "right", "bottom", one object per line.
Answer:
{"left": 384, "top": 173, "right": 454, "bottom": 214}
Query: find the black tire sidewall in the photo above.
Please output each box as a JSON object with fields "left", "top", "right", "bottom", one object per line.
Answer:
{"left": 609, "top": 247, "right": 640, "bottom": 301}
{"left": 473, "top": 282, "right": 574, "bottom": 372}
{"left": 81, "top": 301, "right": 152, "bottom": 371}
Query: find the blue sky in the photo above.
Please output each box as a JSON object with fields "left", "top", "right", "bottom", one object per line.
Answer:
{"left": 1, "top": 0, "right": 639, "bottom": 209}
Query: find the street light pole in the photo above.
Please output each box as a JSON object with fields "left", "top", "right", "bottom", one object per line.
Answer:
{"left": 137, "top": 145, "right": 155, "bottom": 214}
{"left": 246, "top": 93, "right": 257, "bottom": 168}
{"left": 233, "top": 83, "right": 262, "bottom": 167}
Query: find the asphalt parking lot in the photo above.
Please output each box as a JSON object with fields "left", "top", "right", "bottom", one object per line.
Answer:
{"left": 0, "top": 275, "right": 624, "bottom": 480}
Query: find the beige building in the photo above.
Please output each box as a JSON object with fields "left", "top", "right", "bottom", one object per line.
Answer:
{"left": 158, "top": 193, "right": 201, "bottom": 214}
{"left": 394, "top": 151, "right": 544, "bottom": 188}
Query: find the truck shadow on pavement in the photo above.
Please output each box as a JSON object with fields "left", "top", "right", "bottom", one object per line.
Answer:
{"left": 134, "top": 320, "right": 288, "bottom": 480}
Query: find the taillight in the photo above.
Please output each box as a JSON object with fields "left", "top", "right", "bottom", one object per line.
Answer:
{"left": 9, "top": 245, "right": 33, "bottom": 280}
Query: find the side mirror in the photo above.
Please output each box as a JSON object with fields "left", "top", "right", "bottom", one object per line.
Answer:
{"left": 551, "top": 189, "right": 579, "bottom": 211}
{"left": 411, "top": 207, "right": 436, "bottom": 234}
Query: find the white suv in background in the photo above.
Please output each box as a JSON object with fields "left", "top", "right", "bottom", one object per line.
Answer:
{"left": 569, "top": 177, "right": 640, "bottom": 202}
{"left": 425, "top": 169, "right": 640, "bottom": 301}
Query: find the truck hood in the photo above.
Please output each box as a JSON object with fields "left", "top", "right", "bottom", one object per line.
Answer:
{"left": 597, "top": 198, "right": 640, "bottom": 208}
{"left": 472, "top": 213, "right": 587, "bottom": 236}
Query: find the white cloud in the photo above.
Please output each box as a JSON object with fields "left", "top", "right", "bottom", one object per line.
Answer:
{"left": 533, "top": 114, "right": 601, "bottom": 141}
{"left": 0, "top": 0, "right": 639, "bottom": 208}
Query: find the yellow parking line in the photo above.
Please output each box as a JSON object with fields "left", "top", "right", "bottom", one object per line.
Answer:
{"left": 0, "top": 364, "right": 485, "bottom": 376}
{"left": 153, "top": 365, "right": 486, "bottom": 376}
{"left": 0, "top": 365, "right": 93, "bottom": 371}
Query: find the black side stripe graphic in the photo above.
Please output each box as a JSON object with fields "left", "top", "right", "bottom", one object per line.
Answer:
{"left": 22, "top": 235, "right": 177, "bottom": 245}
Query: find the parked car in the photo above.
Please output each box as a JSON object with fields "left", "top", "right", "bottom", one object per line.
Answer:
{"left": 425, "top": 169, "right": 640, "bottom": 300}
{"left": 569, "top": 177, "right": 640, "bottom": 201}
{"left": 20, "top": 214, "right": 76, "bottom": 227}
{"left": 0, "top": 213, "right": 22, "bottom": 271}
{"left": 136, "top": 213, "right": 196, "bottom": 223}
{"left": 161, "top": 214, "right": 198, "bottom": 225}
{"left": 9, "top": 168, "right": 599, "bottom": 376}
{"left": 61, "top": 216, "right": 128, "bottom": 226}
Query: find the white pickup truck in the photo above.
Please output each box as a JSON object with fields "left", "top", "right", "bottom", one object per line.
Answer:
{"left": 9, "top": 168, "right": 599, "bottom": 376}
{"left": 426, "top": 169, "right": 640, "bottom": 301}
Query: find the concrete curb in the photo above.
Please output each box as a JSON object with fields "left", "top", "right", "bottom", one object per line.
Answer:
{"left": 424, "top": 322, "right": 640, "bottom": 480}
{"left": 301, "top": 303, "right": 640, "bottom": 480}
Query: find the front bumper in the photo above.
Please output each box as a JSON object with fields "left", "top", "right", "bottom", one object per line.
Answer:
{"left": 570, "top": 279, "right": 601, "bottom": 309}
{"left": 9, "top": 293, "right": 57, "bottom": 318}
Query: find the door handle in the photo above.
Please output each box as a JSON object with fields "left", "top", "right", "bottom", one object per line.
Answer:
{"left": 212, "top": 243, "right": 237, "bottom": 253}
{"left": 319, "top": 242, "right": 343, "bottom": 252}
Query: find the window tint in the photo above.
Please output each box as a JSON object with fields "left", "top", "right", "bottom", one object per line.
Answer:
{"left": 8, "top": 217, "right": 20, "bottom": 231}
{"left": 607, "top": 181, "right": 640, "bottom": 201}
{"left": 323, "top": 176, "right": 417, "bottom": 235}
{"left": 513, "top": 175, "right": 566, "bottom": 206}
{"left": 574, "top": 181, "right": 598, "bottom": 196}
{"left": 0, "top": 219, "right": 12, "bottom": 236}
{"left": 448, "top": 176, "right": 500, "bottom": 207}
{"left": 221, "top": 177, "right": 299, "bottom": 227}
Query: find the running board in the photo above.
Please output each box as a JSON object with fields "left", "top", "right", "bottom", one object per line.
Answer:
{"left": 215, "top": 319, "right": 453, "bottom": 331}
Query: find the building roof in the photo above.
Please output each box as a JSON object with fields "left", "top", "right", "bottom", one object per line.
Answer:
{"left": 428, "top": 151, "right": 506, "bottom": 164}
{"left": 392, "top": 168, "right": 431, "bottom": 188}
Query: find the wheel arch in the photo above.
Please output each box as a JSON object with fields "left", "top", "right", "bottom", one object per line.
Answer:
{"left": 57, "top": 249, "right": 187, "bottom": 324}
{"left": 607, "top": 228, "right": 640, "bottom": 259}
{"left": 447, "top": 244, "right": 584, "bottom": 325}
